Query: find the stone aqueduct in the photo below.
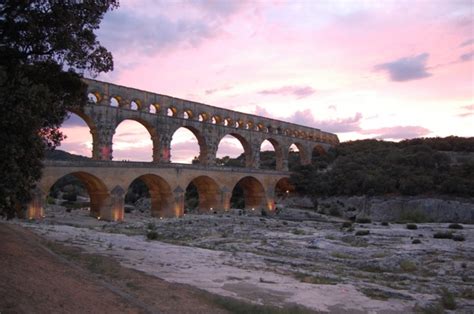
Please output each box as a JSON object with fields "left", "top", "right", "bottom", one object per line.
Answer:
{"left": 27, "top": 79, "right": 339, "bottom": 221}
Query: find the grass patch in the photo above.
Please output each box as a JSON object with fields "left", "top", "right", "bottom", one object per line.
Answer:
{"left": 433, "top": 232, "right": 453, "bottom": 239}
{"left": 355, "top": 218, "right": 371, "bottom": 224}
{"left": 341, "top": 221, "right": 353, "bottom": 228}
{"left": 399, "top": 259, "right": 417, "bottom": 272}
{"left": 406, "top": 224, "right": 418, "bottom": 230}
{"left": 399, "top": 210, "right": 428, "bottom": 223}
{"left": 292, "top": 229, "right": 306, "bottom": 235}
{"left": 440, "top": 288, "right": 456, "bottom": 310}
{"left": 452, "top": 234, "right": 465, "bottom": 242}
{"left": 355, "top": 230, "right": 370, "bottom": 236}
{"left": 293, "top": 272, "right": 338, "bottom": 285}
{"left": 146, "top": 230, "right": 159, "bottom": 240}
{"left": 448, "top": 223, "right": 463, "bottom": 230}
{"left": 360, "top": 288, "right": 389, "bottom": 301}
{"left": 331, "top": 252, "right": 352, "bottom": 259}
{"left": 381, "top": 222, "right": 389, "bottom": 226}
{"left": 412, "top": 239, "right": 422, "bottom": 244}
{"left": 210, "top": 294, "right": 313, "bottom": 314}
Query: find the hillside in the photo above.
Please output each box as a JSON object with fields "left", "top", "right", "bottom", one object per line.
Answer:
{"left": 291, "top": 137, "right": 474, "bottom": 199}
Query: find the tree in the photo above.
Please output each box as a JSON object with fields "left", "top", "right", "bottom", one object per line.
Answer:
{"left": 0, "top": 1, "right": 118, "bottom": 218}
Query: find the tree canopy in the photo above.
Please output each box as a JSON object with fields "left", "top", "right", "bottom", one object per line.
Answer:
{"left": 0, "top": 0, "right": 117, "bottom": 218}
{"left": 291, "top": 137, "right": 474, "bottom": 202}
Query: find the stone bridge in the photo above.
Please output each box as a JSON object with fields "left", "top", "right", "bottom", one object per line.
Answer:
{"left": 27, "top": 79, "right": 339, "bottom": 221}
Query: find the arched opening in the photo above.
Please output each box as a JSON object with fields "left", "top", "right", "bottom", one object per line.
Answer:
{"left": 216, "top": 134, "right": 250, "bottom": 168}
{"left": 224, "top": 118, "right": 232, "bottom": 127}
{"left": 130, "top": 101, "right": 139, "bottom": 110}
{"left": 289, "top": 143, "right": 309, "bottom": 169}
{"left": 231, "top": 176, "right": 266, "bottom": 210}
{"left": 110, "top": 96, "right": 120, "bottom": 107}
{"left": 185, "top": 176, "right": 220, "bottom": 213}
{"left": 198, "top": 112, "right": 208, "bottom": 122}
{"left": 170, "top": 127, "right": 206, "bottom": 164}
{"left": 47, "top": 172, "right": 108, "bottom": 218}
{"left": 260, "top": 139, "right": 277, "bottom": 170}
{"left": 126, "top": 174, "right": 173, "bottom": 217}
{"left": 58, "top": 112, "right": 94, "bottom": 158}
{"left": 212, "top": 115, "right": 222, "bottom": 125}
{"left": 149, "top": 104, "right": 158, "bottom": 114}
{"left": 124, "top": 177, "right": 149, "bottom": 214}
{"left": 274, "top": 177, "right": 295, "bottom": 209}
{"left": 183, "top": 109, "right": 193, "bottom": 120}
{"left": 87, "top": 93, "right": 98, "bottom": 103}
{"left": 167, "top": 107, "right": 177, "bottom": 117}
{"left": 113, "top": 119, "right": 154, "bottom": 161}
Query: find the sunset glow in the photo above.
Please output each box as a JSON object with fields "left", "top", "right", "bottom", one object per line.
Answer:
{"left": 60, "top": 0, "right": 473, "bottom": 161}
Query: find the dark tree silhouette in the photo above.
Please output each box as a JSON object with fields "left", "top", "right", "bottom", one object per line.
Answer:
{"left": 0, "top": 1, "right": 118, "bottom": 218}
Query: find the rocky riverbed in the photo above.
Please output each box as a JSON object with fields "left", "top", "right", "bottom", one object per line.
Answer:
{"left": 18, "top": 205, "right": 474, "bottom": 313}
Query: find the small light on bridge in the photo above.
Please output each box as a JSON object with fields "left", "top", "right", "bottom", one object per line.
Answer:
{"left": 286, "top": 190, "right": 290, "bottom": 194}
{"left": 210, "top": 207, "right": 213, "bottom": 211}
{"left": 97, "top": 216, "right": 101, "bottom": 220}
{"left": 251, "top": 208, "right": 255, "bottom": 211}
{"left": 160, "top": 217, "right": 163, "bottom": 220}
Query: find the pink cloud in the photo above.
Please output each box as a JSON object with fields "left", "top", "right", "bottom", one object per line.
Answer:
{"left": 360, "top": 126, "right": 431, "bottom": 140}
{"left": 258, "top": 85, "right": 316, "bottom": 98}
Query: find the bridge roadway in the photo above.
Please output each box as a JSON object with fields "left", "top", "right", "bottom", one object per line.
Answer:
{"left": 27, "top": 160, "right": 293, "bottom": 221}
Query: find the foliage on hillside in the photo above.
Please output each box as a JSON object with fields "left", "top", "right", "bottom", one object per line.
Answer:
{"left": 291, "top": 137, "right": 474, "bottom": 199}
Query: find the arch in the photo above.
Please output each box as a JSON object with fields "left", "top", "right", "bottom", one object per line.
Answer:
{"left": 113, "top": 118, "right": 157, "bottom": 161}
{"left": 275, "top": 177, "right": 295, "bottom": 198}
{"left": 216, "top": 133, "right": 252, "bottom": 168}
{"left": 149, "top": 103, "right": 159, "bottom": 114}
{"left": 288, "top": 143, "right": 310, "bottom": 168}
{"left": 170, "top": 126, "right": 207, "bottom": 164}
{"left": 130, "top": 100, "right": 139, "bottom": 110}
{"left": 127, "top": 174, "right": 173, "bottom": 217}
{"left": 110, "top": 96, "right": 120, "bottom": 107}
{"left": 259, "top": 138, "right": 283, "bottom": 170}
{"left": 167, "top": 107, "right": 177, "bottom": 117}
{"left": 198, "top": 112, "right": 209, "bottom": 122}
{"left": 212, "top": 115, "right": 222, "bottom": 125}
{"left": 231, "top": 176, "right": 267, "bottom": 209}
{"left": 87, "top": 92, "right": 99, "bottom": 104}
{"left": 47, "top": 172, "right": 108, "bottom": 218}
{"left": 185, "top": 176, "right": 220, "bottom": 213}
{"left": 60, "top": 110, "right": 97, "bottom": 158}
{"left": 183, "top": 109, "right": 194, "bottom": 119}
{"left": 224, "top": 117, "right": 232, "bottom": 126}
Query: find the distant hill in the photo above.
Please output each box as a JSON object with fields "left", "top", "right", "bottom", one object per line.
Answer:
{"left": 291, "top": 136, "right": 474, "bottom": 199}
{"left": 45, "top": 149, "right": 91, "bottom": 161}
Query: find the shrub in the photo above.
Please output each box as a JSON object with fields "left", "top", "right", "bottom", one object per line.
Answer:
{"left": 46, "top": 196, "right": 56, "bottom": 205}
{"left": 381, "top": 222, "right": 389, "bottom": 226}
{"left": 412, "top": 239, "right": 421, "bottom": 244}
{"left": 329, "top": 206, "right": 341, "bottom": 217}
{"left": 356, "top": 217, "right": 371, "bottom": 224}
{"left": 341, "top": 221, "right": 352, "bottom": 228}
{"left": 146, "top": 230, "right": 159, "bottom": 240}
{"left": 399, "top": 259, "right": 417, "bottom": 272}
{"left": 452, "top": 234, "right": 465, "bottom": 242}
{"left": 147, "top": 222, "right": 156, "bottom": 231}
{"left": 62, "top": 192, "right": 77, "bottom": 202}
{"left": 433, "top": 232, "right": 453, "bottom": 239}
{"left": 440, "top": 288, "right": 456, "bottom": 310}
{"left": 261, "top": 209, "right": 267, "bottom": 216}
{"left": 355, "top": 230, "right": 370, "bottom": 236}
{"left": 406, "top": 223, "right": 418, "bottom": 230}
{"left": 448, "top": 223, "right": 463, "bottom": 230}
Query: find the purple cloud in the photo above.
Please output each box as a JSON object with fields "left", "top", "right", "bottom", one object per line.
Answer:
{"left": 361, "top": 126, "right": 431, "bottom": 140}
{"left": 205, "top": 85, "right": 233, "bottom": 95}
{"left": 374, "top": 53, "right": 432, "bottom": 82}
{"left": 258, "top": 86, "right": 316, "bottom": 98}
{"left": 460, "top": 38, "right": 474, "bottom": 47}
{"left": 255, "top": 106, "right": 362, "bottom": 133}
{"left": 459, "top": 51, "right": 474, "bottom": 62}
{"left": 458, "top": 104, "right": 474, "bottom": 117}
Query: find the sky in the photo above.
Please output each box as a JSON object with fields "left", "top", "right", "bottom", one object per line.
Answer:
{"left": 60, "top": 0, "right": 474, "bottom": 162}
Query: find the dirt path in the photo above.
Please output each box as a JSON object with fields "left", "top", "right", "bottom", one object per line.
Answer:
{"left": 0, "top": 223, "right": 229, "bottom": 314}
